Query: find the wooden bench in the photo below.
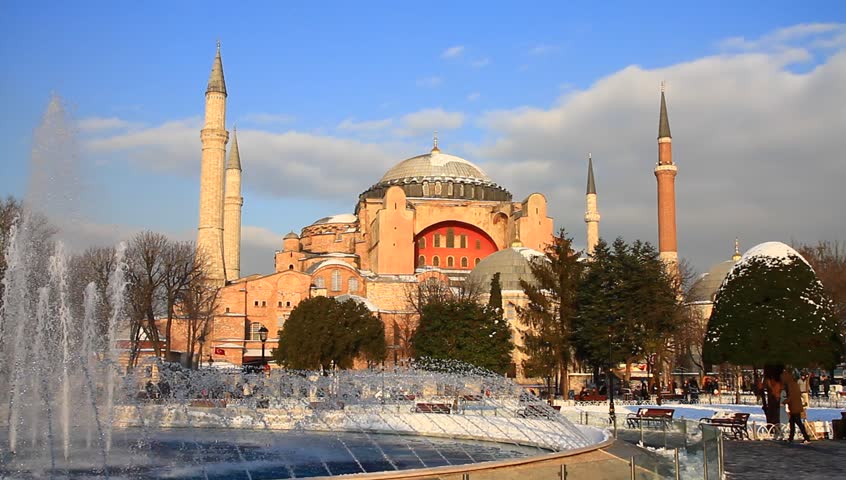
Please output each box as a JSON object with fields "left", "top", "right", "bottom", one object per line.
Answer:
{"left": 517, "top": 404, "right": 561, "bottom": 419}
{"left": 699, "top": 412, "right": 750, "bottom": 439}
{"left": 414, "top": 403, "right": 451, "bottom": 414}
{"left": 462, "top": 394, "right": 483, "bottom": 401}
{"left": 576, "top": 394, "right": 607, "bottom": 402}
{"left": 626, "top": 407, "right": 674, "bottom": 428}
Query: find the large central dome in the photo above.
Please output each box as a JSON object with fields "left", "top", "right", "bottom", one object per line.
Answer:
{"left": 380, "top": 149, "right": 493, "bottom": 183}
{"left": 360, "top": 147, "right": 511, "bottom": 202}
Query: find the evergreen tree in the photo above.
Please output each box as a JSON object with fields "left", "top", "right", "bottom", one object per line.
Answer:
{"left": 412, "top": 299, "right": 513, "bottom": 374}
{"left": 703, "top": 248, "right": 842, "bottom": 369}
{"left": 488, "top": 272, "right": 503, "bottom": 311}
{"left": 274, "top": 296, "right": 386, "bottom": 371}
{"left": 574, "top": 238, "right": 680, "bottom": 381}
{"left": 517, "top": 228, "right": 583, "bottom": 395}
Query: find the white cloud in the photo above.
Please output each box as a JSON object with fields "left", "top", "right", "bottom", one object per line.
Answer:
{"left": 471, "top": 58, "right": 490, "bottom": 68}
{"left": 720, "top": 23, "right": 846, "bottom": 52}
{"left": 396, "top": 108, "right": 465, "bottom": 136}
{"left": 467, "top": 92, "right": 481, "bottom": 102}
{"left": 77, "top": 116, "right": 135, "bottom": 132}
{"left": 441, "top": 45, "right": 465, "bottom": 59}
{"left": 337, "top": 117, "right": 394, "bottom": 132}
{"left": 416, "top": 76, "right": 443, "bottom": 88}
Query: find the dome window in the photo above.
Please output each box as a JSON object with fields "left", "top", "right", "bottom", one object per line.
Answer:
{"left": 447, "top": 256, "right": 454, "bottom": 267}
{"left": 461, "top": 257, "right": 468, "bottom": 268}
{"left": 418, "top": 255, "right": 425, "bottom": 267}
{"left": 433, "top": 256, "right": 440, "bottom": 267}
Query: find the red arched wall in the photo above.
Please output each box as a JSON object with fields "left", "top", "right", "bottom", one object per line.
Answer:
{"left": 414, "top": 221, "right": 498, "bottom": 270}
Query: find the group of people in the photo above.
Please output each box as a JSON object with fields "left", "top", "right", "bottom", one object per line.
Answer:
{"left": 762, "top": 369, "right": 815, "bottom": 444}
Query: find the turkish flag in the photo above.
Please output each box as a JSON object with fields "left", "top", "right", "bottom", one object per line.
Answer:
{"left": 213, "top": 347, "right": 225, "bottom": 355}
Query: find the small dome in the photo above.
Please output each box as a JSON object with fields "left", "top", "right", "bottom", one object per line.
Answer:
{"left": 687, "top": 260, "right": 737, "bottom": 303}
{"left": 468, "top": 246, "right": 545, "bottom": 291}
{"left": 284, "top": 231, "right": 299, "bottom": 240}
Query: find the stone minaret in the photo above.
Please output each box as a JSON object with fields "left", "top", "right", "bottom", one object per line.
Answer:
{"left": 197, "top": 42, "right": 229, "bottom": 284}
{"left": 223, "top": 126, "right": 242, "bottom": 281}
{"left": 584, "top": 153, "right": 600, "bottom": 256}
{"left": 654, "top": 84, "right": 678, "bottom": 268}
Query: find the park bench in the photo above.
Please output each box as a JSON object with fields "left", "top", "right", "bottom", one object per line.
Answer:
{"left": 625, "top": 407, "right": 675, "bottom": 428}
{"left": 576, "top": 393, "right": 607, "bottom": 402}
{"left": 414, "top": 403, "right": 451, "bottom": 414}
{"left": 699, "top": 412, "right": 750, "bottom": 439}
{"left": 517, "top": 403, "right": 561, "bottom": 419}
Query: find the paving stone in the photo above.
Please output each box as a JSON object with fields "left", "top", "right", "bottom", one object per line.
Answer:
{"left": 724, "top": 439, "right": 846, "bottom": 479}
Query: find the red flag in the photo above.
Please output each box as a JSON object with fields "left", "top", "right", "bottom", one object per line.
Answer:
{"left": 214, "top": 347, "right": 225, "bottom": 355}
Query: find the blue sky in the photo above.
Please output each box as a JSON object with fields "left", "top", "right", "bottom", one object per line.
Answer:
{"left": 1, "top": 1, "right": 844, "bottom": 276}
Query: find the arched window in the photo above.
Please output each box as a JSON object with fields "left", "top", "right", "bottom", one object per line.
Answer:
{"left": 418, "top": 255, "right": 425, "bottom": 267}
{"left": 447, "top": 256, "right": 454, "bottom": 267}
{"left": 314, "top": 277, "right": 325, "bottom": 288}
{"left": 475, "top": 257, "right": 481, "bottom": 266}
{"left": 331, "top": 270, "right": 342, "bottom": 291}
{"left": 418, "top": 237, "right": 426, "bottom": 249}
{"left": 250, "top": 322, "right": 266, "bottom": 341}
{"left": 288, "top": 264, "right": 294, "bottom": 270}
{"left": 348, "top": 277, "right": 359, "bottom": 292}
{"left": 433, "top": 256, "right": 440, "bottom": 267}
{"left": 461, "top": 257, "right": 468, "bottom": 268}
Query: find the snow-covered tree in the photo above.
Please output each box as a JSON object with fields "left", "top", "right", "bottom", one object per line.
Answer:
{"left": 704, "top": 242, "right": 842, "bottom": 370}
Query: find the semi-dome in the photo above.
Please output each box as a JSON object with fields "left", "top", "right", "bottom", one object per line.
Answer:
{"left": 360, "top": 147, "right": 512, "bottom": 202}
{"left": 310, "top": 213, "right": 358, "bottom": 226}
{"left": 468, "top": 245, "right": 544, "bottom": 291}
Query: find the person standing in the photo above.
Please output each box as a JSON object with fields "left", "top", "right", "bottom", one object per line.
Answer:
{"left": 822, "top": 374, "right": 831, "bottom": 398}
{"left": 781, "top": 370, "right": 811, "bottom": 444}
{"left": 798, "top": 372, "right": 811, "bottom": 409}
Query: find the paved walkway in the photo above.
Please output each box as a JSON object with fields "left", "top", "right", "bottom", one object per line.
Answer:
{"left": 724, "top": 439, "right": 846, "bottom": 479}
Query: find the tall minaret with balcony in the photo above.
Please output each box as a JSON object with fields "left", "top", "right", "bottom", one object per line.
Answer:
{"left": 197, "top": 42, "right": 229, "bottom": 284}
{"left": 223, "top": 127, "right": 243, "bottom": 281}
{"left": 584, "top": 153, "right": 600, "bottom": 256}
{"left": 655, "top": 83, "right": 678, "bottom": 270}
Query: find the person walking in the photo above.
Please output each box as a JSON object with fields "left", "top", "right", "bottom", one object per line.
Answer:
{"left": 781, "top": 369, "right": 811, "bottom": 444}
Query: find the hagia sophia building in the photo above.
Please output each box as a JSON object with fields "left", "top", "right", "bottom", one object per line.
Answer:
{"left": 189, "top": 44, "right": 680, "bottom": 381}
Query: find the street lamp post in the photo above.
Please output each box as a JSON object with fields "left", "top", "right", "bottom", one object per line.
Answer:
{"left": 608, "top": 331, "right": 616, "bottom": 424}
{"left": 258, "top": 325, "right": 268, "bottom": 366}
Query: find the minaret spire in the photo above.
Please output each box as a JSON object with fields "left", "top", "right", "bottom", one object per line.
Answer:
{"left": 586, "top": 153, "right": 596, "bottom": 195}
{"left": 658, "top": 82, "right": 671, "bottom": 141}
{"left": 227, "top": 125, "right": 241, "bottom": 170}
{"left": 584, "top": 153, "right": 600, "bottom": 256}
{"left": 654, "top": 84, "right": 679, "bottom": 271}
{"left": 207, "top": 41, "right": 227, "bottom": 96}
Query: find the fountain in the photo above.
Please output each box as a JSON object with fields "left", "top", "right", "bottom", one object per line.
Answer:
{"left": 0, "top": 96, "right": 607, "bottom": 479}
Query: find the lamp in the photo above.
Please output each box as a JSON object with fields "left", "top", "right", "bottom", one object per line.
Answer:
{"left": 258, "top": 325, "right": 269, "bottom": 366}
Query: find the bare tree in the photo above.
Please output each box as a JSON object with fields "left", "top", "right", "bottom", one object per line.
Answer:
{"left": 69, "top": 246, "right": 117, "bottom": 344}
{"left": 179, "top": 263, "right": 220, "bottom": 369}
{"left": 161, "top": 241, "right": 203, "bottom": 358}
{"left": 125, "top": 231, "right": 168, "bottom": 363}
{"left": 796, "top": 241, "right": 846, "bottom": 336}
